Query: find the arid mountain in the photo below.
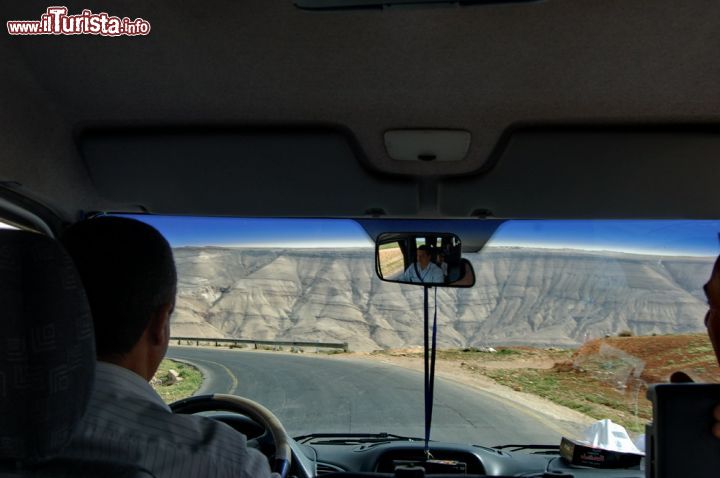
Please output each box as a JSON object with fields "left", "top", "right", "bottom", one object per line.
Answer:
{"left": 171, "top": 246, "right": 713, "bottom": 351}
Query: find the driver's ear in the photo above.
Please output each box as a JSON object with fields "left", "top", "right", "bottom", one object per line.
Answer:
{"left": 148, "top": 302, "right": 173, "bottom": 347}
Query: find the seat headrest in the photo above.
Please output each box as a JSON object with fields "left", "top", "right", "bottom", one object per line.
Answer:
{"left": 0, "top": 230, "right": 95, "bottom": 465}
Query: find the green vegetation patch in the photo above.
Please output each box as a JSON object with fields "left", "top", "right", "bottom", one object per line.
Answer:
{"left": 151, "top": 359, "right": 203, "bottom": 404}
{"left": 482, "top": 368, "right": 650, "bottom": 433}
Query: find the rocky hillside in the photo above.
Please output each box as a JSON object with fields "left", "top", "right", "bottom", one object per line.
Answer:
{"left": 171, "top": 246, "right": 714, "bottom": 351}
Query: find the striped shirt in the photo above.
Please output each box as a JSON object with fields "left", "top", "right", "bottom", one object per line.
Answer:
{"left": 60, "top": 361, "right": 276, "bottom": 478}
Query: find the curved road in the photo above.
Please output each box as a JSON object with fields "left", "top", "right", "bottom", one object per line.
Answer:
{"left": 167, "top": 347, "right": 573, "bottom": 447}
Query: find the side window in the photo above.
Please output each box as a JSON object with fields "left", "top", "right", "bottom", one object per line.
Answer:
{"left": 378, "top": 241, "right": 405, "bottom": 280}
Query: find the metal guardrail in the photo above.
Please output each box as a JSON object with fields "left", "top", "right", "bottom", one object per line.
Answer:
{"left": 171, "top": 336, "right": 349, "bottom": 352}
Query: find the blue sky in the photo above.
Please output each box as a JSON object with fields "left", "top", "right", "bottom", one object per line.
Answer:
{"left": 488, "top": 220, "right": 720, "bottom": 256}
{"left": 119, "top": 215, "right": 720, "bottom": 256}
{"left": 118, "top": 215, "right": 374, "bottom": 248}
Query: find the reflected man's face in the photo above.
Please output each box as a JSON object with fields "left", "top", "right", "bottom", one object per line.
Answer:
{"left": 417, "top": 249, "right": 430, "bottom": 268}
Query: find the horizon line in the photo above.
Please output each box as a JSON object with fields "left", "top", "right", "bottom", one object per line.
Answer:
{"left": 171, "top": 243, "right": 717, "bottom": 258}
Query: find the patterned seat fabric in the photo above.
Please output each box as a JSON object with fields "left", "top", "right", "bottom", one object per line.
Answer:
{"left": 0, "top": 230, "right": 95, "bottom": 467}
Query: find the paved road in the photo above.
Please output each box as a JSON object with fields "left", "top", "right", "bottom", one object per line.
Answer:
{"left": 167, "top": 347, "right": 572, "bottom": 446}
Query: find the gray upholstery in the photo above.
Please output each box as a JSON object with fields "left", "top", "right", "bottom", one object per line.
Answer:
{"left": 0, "top": 230, "right": 95, "bottom": 467}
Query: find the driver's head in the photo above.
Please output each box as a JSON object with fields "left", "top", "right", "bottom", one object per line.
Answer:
{"left": 417, "top": 245, "right": 431, "bottom": 267}
{"left": 62, "top": 217, "right": 177, "bottom": 379}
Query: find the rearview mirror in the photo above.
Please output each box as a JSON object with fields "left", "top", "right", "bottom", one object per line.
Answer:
{"left": 375, "top": 232, "right": 475, "bottom": 287}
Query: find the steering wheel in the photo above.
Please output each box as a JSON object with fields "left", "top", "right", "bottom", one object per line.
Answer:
{"left": 170, "top": 394, "right": 291, "bottom": 478}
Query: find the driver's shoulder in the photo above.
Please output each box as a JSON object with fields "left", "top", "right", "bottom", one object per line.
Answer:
{"left": 62, "top": 403, "right": 263, "bottom": 478}
{"left": 164, "top": 409, "right": 251, "bottom": 450}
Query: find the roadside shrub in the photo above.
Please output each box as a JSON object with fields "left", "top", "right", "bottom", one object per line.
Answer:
{"left": 618, "top": 330, "right": 634, "bottom": 337}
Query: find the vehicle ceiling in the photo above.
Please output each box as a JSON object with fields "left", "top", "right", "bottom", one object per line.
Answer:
{"left": 2, "top": 1, "right": 720, "bottom": 230}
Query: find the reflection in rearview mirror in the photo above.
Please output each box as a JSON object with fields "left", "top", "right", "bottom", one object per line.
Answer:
{"left": 375, "top": 232, "right": 475, "bottom": 288}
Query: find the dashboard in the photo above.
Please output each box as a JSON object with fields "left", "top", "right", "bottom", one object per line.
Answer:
{"left": 211, "top": 413, "right": 644, "bottom": 478}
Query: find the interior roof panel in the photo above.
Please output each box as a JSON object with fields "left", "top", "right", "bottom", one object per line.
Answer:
{"left": 2, "top": 1, "right": 720, "bottom": 221}
{"left": 441, "top": 129, "right": 720, "bottom": 219}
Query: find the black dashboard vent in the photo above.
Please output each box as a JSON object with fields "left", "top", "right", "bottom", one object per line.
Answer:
{"left": 316, "top": 462, "right": 346, "bottom": 475}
